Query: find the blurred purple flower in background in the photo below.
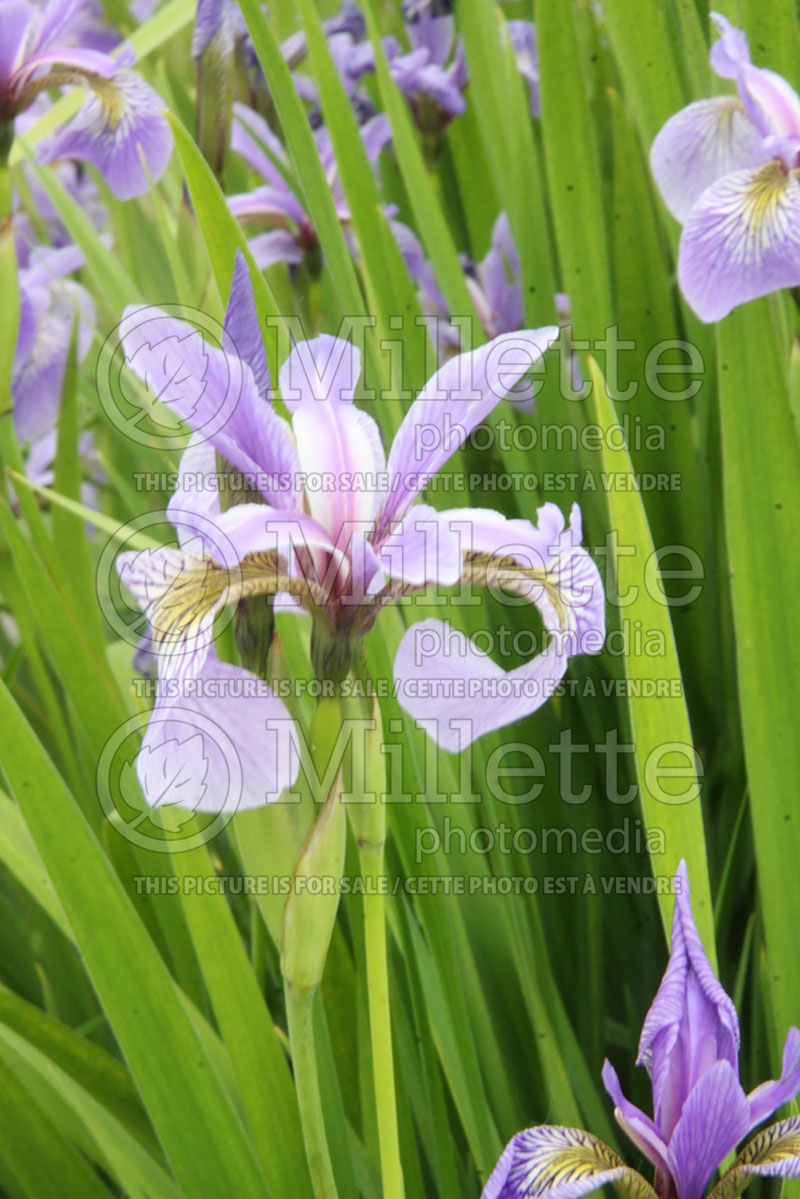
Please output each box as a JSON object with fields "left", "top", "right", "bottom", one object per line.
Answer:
{"left": 484, "top": 862, "right": 800, "bottom": 1199}
{"left": 228, "top": 101, "right": 390, "bottom": 268}
{"left": 395, "top": 211, "right": 523, "bottom": 352}
{"left": 0, "top": 0, "right": 172, "bottom": 196}
{"left": 651, "top": 13, "right": 800, "bottom": 321}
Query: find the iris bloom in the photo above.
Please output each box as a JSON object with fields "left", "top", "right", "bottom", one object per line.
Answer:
{"left": 228, "top": 102, "right": 390, "bottom": 269}
{"left": 115, "top": 253, "right": 604, "bottom": 808}
{"left": 394, "top": 211, "right": 523, "bottom": 352}
{"left": 484, "top": 862, "right": 800, "bottom": 1199}
{"left": 650, "top": 13, "right": 800, "bottom": 321}
{"left": 0, "top": 0, "right": 172, "bottom": 197}
{"left": 348, "top": 2, "right": 467, "bottom": 128}
{"left": 14, "top": 242, "right": 94, "bottom": 444}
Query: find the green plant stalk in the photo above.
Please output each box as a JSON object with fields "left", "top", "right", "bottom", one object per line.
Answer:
{"left": 348, "top": 696, "right": 404, "bottom": 1199}
{"left": 360, "top": 830, "right": 404, "bottom": 1199}
{"left": 285, "top": 983, "right": 340, "bottom": 1199}
{"left": 282, "top": 696, "right": 347, "bottom": 1199}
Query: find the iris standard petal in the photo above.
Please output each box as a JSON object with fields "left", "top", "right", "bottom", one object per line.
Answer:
{"left": 677, "top": 161, "right": 800, "bottom": 322}
{"left": 666, "top": 1060, "right": 751, "bottom": 1199}
{"left": 138, "top": 650, "right": 299, "bottom": 812}
{"left": 278, "top": 333, "right": 362, "bottom": 408}
{"left": 650, "top": 97, "right": 765, "bottom": 223}
{"left": 44, "top": 70, "right": 172, "bottom": 200}
{"left": 746, "top": 1027, "right": 800, "bottom": 1130}
{"left": 482, "top": 1125, "right": 659, "bottom": 1199}
{"left": 638, "top": 860, "right": 739, "bottom": 1140}
{"left": 375, "top": 327, "right": 559, "bottom": 538}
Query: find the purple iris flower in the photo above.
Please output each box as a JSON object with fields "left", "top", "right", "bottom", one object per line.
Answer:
{"left": 348, "top": 2, "right": 467, "bottom": 129}
{"left": 395, "top": 211, "right": 524, "bottom": 352}
{"left": 484, "top": 862, "right": 800, "bottom": 1199}
{"left": 0, "top": 0, "right": 172, "bottom": 197}
{"left": 113, "top": 253, "right": 603, "bottom": 807}
{"left": 13, "top": 242, "right": 94, "bottom": 445}
{"left": 228, "top": 101, "right": 390, "bottom": 268}
{"left": 506, "top": 20, "right": 539, "bottom": 118}
{"left": 650, "top": 13, "right": 800, "bottom": 322}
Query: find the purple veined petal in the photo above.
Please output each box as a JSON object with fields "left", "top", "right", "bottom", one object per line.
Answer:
{"left": 292, "top": 392, "right": 386, "bottom": 539}
{"left": 666, "top": 1060, "right": 751, "bottom": 1199}
{"left": 166, "top": 434, "right": 221, "bottom": 548}
{"left": 248, "top": 229, "right": 305, "bottom": 270}
{"left": 223, "top": 250, "right": 270, "bottom": 401}
{"left": 227, "top": 185, "right": 306, "bottom": 227}
{"left": 482, "top": 1124, "right": 659, "bottom": 1199}
{"left": 477, "top": 213, "right": 524, "bottom": 336}
{"left": 192, "top": 0, "right": 227, "bottom": 60}
{"left": 0, "top": 1, "right": 36, "bottom": 86}
{"left": 746, "top": 1028, "right": 800, "bottom": 1130}
{"left": 390, "top": 219, "right": 448, "bottom": 313}
{"left": 13, "top": 270, "right": 93, "bottom": 443}
{"left": 17, "top": 43, "right": 118, "bottom": 84}
{"left": 707, "top": 1116, "right": 800, "bottom": 1199}
{"left": 371, "top": 503, "right": 463, "bottom": 591}
{"left": 231, "top": 102, "right": 292, "bottom": 190}
{"left": 43, "top": 70, "right": 173, "bottom": 200}
{"left": 278, "top": 333, "right": 362, "bottom": 408}
{"left": 677, "top": 161, "right": 800, "bottom": 322}
{"left": 375, "top": 327, "right": 559, "bottom": 538}
{"left": 119, "top": 305, "right": 302, "bottom": 510}
{"left": 506, "top": 20, "right": 539, "bottom": 117}
{"left": 406, "top": 9, "right": 455, "bottom": 66}
{"left": 29, "top": 0, "right": 82, "bottom": 56}
{"left": 138, "top": 649, "right": 299, "bottom": 812}
{"left": 709, "top": 13, "right": 800, "bottom": 139}
{"left": 217, "top": 504, "right": 354, "bottom": 603}
{"left": 649, "top": 97, "right": 766, "bottom": 223}
{"left": 360, "top": 111, "right": 392, "bottom": 166}
{"left": 116, "top": 540, "right": 225, "bottom": 682}
{"left": 601, "top": 1061, "right": 671, "bottom": 1183}
{"left": 393, "top": 55, "right": 466, "bottom": 116}
{"left": 393, "top": 620, "right": 565, "bottom": 753}
{"left": 638, "top": 861, "right": 740, "bottom": 1142}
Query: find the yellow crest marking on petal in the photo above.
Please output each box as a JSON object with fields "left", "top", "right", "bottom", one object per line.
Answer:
{"left": 707, "top": 1118, "right": 800, "bottom": 1199}
{"left": 506, "top": 1125, "right": 659, "bottom": 1199}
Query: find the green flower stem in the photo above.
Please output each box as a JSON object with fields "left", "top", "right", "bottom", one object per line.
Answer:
{"left": 281, "top": 695, "right": 346, "bottom": 1199}
{"left": 347, "top": 694, "right": 405, "bottom": 1199}
{"left": 360, "top": 829, "right": 405, "bottom": 1199}
{"left": 284, "top": 983, "right": 340, "bottom": 1199}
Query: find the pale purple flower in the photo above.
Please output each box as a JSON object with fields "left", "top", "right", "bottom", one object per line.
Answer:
{"left": 13, "top": 242, "right": 94, "bottom": 444}
{"left": 349, "top": 2, "right": 467, "bottom": 129}
{"left": 506, "top": 20, "right": 539, "bottom": 118}
{"left": 114, "top": 253, "right": 603, "bottom": 808}
{"left": 0, "top": 0, "right": 172, "bottom": 196}
{"left": 395, "top": 211, "right": 524, "bottom": 352}
{"left": 650, "top": 13, "right": 800, "bottom": 321}
{"left": 228, "top": 101, "right": 390, "bottom": 269}
{"left": 485, "top": 862, "right": 800, "bottom": 1199}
